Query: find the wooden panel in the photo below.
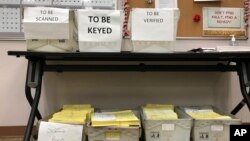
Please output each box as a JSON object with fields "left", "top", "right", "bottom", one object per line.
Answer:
{"left": 128, "top": 0, "right": 245, "bottom": 37}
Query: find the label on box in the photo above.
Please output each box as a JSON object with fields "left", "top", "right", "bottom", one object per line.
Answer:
{"left": 211, "top": 125, "right": 224, "bottom": 131}
{"left": 23, "top": 7, "right": 69, "bottom": 39}
{"left": 162, "top": 124, "right": 175, "bottom": 131}
{"left": 93, "top": 113, "right": 116, "bottom": 121}
{"left": 105, "top": 131, "right": 121, "bottom": 140}
{"left": 24, "top": 7, "right": 69, "bottom": 23}
{"left": 78, "top": 9, "right": 122, "bottom": 42}
{"left": 131, "top": 8, "right": 176, "bottom": 41}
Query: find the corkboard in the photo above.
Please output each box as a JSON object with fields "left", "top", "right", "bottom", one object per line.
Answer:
{"left": 128, "top": 0, "right": 246, "bottom": 38}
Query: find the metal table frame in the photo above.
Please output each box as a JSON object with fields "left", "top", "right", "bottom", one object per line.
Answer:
{"left": 7, "top": 51, "right": 250, "bottom": 141}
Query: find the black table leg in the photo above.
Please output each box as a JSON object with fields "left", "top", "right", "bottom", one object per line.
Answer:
{"left": 23, "top": 60, "right": 44, "bottom": 141}
{"left": 231, "top": 62, "right": 250, "bottom": 115}
{"left": 25, "top": 61, "right": 42, "bottom": 120}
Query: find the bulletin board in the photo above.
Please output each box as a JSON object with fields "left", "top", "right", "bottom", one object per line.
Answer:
{"left": 126, "top": 0, "right": 248, "bottom": 38}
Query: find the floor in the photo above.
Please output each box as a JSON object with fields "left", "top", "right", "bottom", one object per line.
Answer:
{"left": 0, "top": 137, "right": 35, "bottom": 141}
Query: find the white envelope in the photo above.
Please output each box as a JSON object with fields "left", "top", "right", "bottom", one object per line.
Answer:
{"left": 77, "top": 9, "right": 122, "bottom": 52}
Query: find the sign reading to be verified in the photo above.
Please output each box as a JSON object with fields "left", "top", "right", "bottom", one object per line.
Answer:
{"left": 205, "top": 7, "right": 242, "bottom": 28}
{"left": 131, "top": 8, "right": 176, "bottom": 41}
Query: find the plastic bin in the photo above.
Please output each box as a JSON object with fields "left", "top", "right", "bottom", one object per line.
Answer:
{"left": 177, "top": 106, "right": 241, "bottom": 141}
{"left": 142, "top": 108, "right": 192, "bottom": 141}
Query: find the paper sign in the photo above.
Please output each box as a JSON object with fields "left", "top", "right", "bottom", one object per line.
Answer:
{"left": 211, "top": 125, "right": 224, "bottom": 131}
{"left": 77, "top": 9, "right": 122, "bottom": 42}
{"left": 23, "top": 7, "right": 69, "bottom": 39}
{"left": 162, "top": 124, "right": 175, "bottom": 131}
{"left": 132, "top": 8, "right": 177, "bottom": 41}
{"left": 38, "top": 121, "right": 83, "bottom": 141}
{"left": 155, "top": 0, "right": 177, "bottom": 8}
{"left": 204, "top": 7, "right": 242, "bottom": 28}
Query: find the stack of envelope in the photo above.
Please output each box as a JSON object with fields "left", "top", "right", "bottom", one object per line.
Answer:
{"left": 184, "top": 108, "right": 231, "bottom": 120}
{"left": 91, "top": 110, "right": 140, "bottom": 127}
{"left": 49, "top": 104, "right": 93, "bottom": 124}
{"left": 142, "top": 104, "right": 178, "bottom": 120}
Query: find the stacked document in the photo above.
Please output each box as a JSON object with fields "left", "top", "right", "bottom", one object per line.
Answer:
{"left": 184, "top": 108, "right": 231, "bottom": 120}
{"left": 49, "top": 104, "right": 93, "bottom": 124}
{"left": 91, "top": 110, "right": 140, "bottom": 127}
{"left": 142, "top": 104, "right": 178, "bottom": 120}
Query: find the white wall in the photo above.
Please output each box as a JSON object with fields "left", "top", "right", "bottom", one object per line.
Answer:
{"left": 1, "top": 1, "right": 250, "bottom": 125}
{"left": 1, "top": 37, "right": 250, "bottom": 126}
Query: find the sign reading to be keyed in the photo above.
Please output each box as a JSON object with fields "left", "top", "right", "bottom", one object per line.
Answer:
{"left": 230, "top": 125, "right": 250, "bottom": 141}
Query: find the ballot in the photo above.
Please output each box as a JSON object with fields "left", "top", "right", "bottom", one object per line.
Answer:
{"left": 49, "top": 104, "right": 93, "bottom": 124}
{"left": 142, "top": 104, "right": 178, "bottom": 120}
{"left": 91, "top": 110, "right": 140, "bottom": 127}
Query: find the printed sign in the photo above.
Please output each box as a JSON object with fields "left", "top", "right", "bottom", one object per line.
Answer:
{"left": 206, "top": 8, "right": 242, "bottom": 28}
{"left": 77, "top": 9, "right": 122, "bottom": 42}
{"left": 38, "top": 121, "right": 83, "bottom": 141}
{"left": 202, "top": 7, "right": 245, "bottom": 37}
{"left": 131, "top": 8, "right": 178, "bottom": 41}
{"left": 23, "top": 7, "right": 69, "bottom": 39}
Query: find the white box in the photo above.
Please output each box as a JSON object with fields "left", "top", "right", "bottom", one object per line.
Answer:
{"left": 76, "top": 9, "right": 122, "bottom": 52}
{"left": 131, "top": 8, "right": 180, "bottom": 53}
{"left": 142, "top": 108, "right": 192, "bottom": 141}
{"left": 178, "top": 106, "right": 241, "bottom": 141}
{"left": 23, "top": 7, "right": 77, "bottom": 52}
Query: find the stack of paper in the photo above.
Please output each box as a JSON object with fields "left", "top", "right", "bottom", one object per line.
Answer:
{"left": 142, "top": 104, "right": 178, "bottom": 120}
{"left": 91, "top": 110, "right": 140, "bottom": 127}
{"left": 185, "top": 108, "right": 231, "bottom": 120}
{"left": 49, "top": 104, "right": 93, "bottom": 124}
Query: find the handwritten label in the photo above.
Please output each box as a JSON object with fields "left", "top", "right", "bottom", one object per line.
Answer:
{"left": 38, "top": 121, "right": 83, "bottom": 141}
{"left": 105, "top": 131, "right": 121, "bottom": 140}
{"left": 204, "top": 7, "right": 243, "bottom": 28}
{"left": 211, "top": 125, "right": 224, "bottom": 131}
{"left": 132, "top": 8, "right": 178, "bottom": 41}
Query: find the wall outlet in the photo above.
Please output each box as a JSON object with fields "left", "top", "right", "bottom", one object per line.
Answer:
{"left": 22, "top": 0, "right": 52, "bottom": 6}
{"left": 0, "top": 7, "right": 21, "bottom": 32}
{"left": 0, "top": 0, "right": 21, "bottom": 5}
{"left": 53, "top": 0, "right": 83, "bottom": 7}
{"left": 83, "top": 0, "right": 115, "bottom": 9}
